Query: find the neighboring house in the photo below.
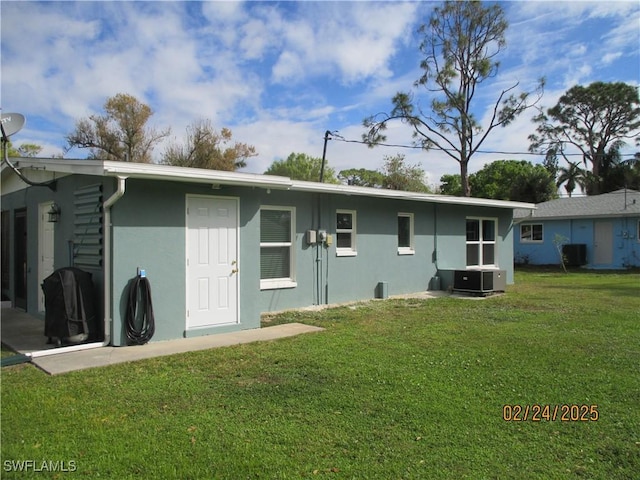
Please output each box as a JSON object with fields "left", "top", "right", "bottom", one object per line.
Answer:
{"left": 514, "top": 189, "right": 640, "bottom": 269}
{"left": 2, "top": 158, "right": 533, "bottom": 347}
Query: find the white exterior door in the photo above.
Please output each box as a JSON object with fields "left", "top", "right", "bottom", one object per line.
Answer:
{"left": 594, "top": 221, "right": 613, "bottom": 265}
{"left": 38, "top": 202, "right": 55, "bottom": 312}
{"left": 186, "top": 196, "right": 239, "bottom": 329}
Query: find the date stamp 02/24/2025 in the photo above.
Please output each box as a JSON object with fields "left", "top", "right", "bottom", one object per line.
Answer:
{"left": 503, "top": 404, "right": 599, "bottom": 422}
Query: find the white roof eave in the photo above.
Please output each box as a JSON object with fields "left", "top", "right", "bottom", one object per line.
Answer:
{"left": 290, "top": 180, "right": 536, "bottom": 209}
{"left": 3, "top": 158, "right": 535, "bottom": 210}
{"left": 101, "top": 161, "right": 292, "bottom": 189}
{"left": 516, "top": 212, "right": 638, "bottom": 221}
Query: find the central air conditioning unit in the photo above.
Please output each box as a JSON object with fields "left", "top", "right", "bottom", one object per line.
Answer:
{"left": 562, "top": 244, "right": 587, "bottom": 266}
{"left": 453, "top": 270, "right": 506, "bottom": 295}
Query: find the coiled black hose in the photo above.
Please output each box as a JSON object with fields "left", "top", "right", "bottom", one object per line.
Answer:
{"left": 125, "top": 275, "right": 155, "bottom": 345}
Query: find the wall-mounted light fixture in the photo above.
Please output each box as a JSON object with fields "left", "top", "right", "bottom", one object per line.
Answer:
{"left": 47, "top": 203, "right": 61, "bottom": 223}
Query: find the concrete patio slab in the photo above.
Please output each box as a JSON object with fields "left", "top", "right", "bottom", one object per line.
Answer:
{"left": 31, "top": 323, "right": 322, "bottom": 375}
{"left": 29, "top": 323, "right": 324, "bottom": 375}
{"left": 0, "top": 307, "right": 324, "bottom": 376}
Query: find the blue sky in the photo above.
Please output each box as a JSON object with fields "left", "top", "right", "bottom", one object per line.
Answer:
{"left": 2, "top": 1, "right": 639, "bottom": 186}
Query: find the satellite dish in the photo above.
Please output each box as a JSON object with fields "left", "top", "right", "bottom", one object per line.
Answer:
{"left": 1, "top": 113, "right": 26, "bottom": 138}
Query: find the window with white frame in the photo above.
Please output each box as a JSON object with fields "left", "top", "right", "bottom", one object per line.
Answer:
{"left": 521, "top": 223, "right": 543, "bottom": 243}
{"left": 336, "top": 210, "right": 356, "bottom": 256}
{"left": 260, "top": 206, "right": 296, "bottom": 289}
{"left": 397, "top": 213, "right": 414, "bottom": 254}
{"left": 466, "top": 218, "right": 497, "bottom": 267}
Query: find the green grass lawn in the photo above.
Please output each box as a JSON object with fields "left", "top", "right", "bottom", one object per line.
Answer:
{"left": 2, "top": 269, "right": 639, "bottom": 479}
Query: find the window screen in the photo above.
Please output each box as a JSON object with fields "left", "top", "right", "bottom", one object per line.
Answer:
{"left": 260, "top": 208, "right": 294, "bottom": 283}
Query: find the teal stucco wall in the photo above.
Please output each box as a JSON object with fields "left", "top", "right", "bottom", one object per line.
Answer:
{"left": 109, "top": 179, "right": 263, "bottom": 345}
{"left": 256, "top": 193, "right": 516, "bottom": 311}
{"left": 256, "top": 190, "right": 440, "bottom": 311}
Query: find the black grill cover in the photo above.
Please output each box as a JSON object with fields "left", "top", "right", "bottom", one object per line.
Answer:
{"left": 41, "top": 267, "right": 98, "bottom": 344}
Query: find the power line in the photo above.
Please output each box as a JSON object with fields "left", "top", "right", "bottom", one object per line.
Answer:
{"left": 330, "top": 135, "right": 638, "bottom": 158}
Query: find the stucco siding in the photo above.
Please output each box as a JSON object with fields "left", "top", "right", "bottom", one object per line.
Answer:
{"left": 327, "top": 195, "right": 435, "bottom": 306}
{"left": 435, "top": 205, "right": 515, "bottom": 289}
{"left": 254, "top": 192, "right": 436, "bottom": 311}
{"left": 110, "top": 179, "right": 187, "bottom": 345}
{"left": 109, "top": 179, "right": 263, "bottom": 345}
{"left": 256, "top": 196, "right": 516, "bottom": 311}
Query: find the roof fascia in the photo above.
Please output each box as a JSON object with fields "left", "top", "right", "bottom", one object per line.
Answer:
{"left": 517, "top": 213, "right": 640, "bottom": 222}
{"left": 101, "top": 161, "right": 292, "bottom": 189}
{"left": 4, "top": 157, "right": 105, "bottom": 176}
{"left": 290, "top": 180, "right": 536, "bottom": 210}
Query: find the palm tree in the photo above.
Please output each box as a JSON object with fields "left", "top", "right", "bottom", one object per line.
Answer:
{"left": 556, "top": 161, "right": 587, "bottom": 197}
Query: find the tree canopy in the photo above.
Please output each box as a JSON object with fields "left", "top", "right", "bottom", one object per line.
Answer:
{"left": 162, "top": 120, "right": 256, "bottom": 171}
{"left": 439, "top": 160, "right": 557, "bottom": 203}
{"left": 338, "top": 154, "right": 431, "bottom": 193}
{"left": 529, "top": 81, "right": 640, "bottom": 195}
{"left": 363, "top": 0, "right": 543, "bottom": 197}
{"left": 438, "top": 174, "right": 463, "bottom": 196}
{"left": 380, "top": 154, "right": 431, "bottom": 193}
{"left": 4, "top": 141, "right": 42, "bottom": 158}
{"left": 66, "top": 93, "right": 170, "bottom": 163}
{"left": 555, "top": 161, "right": 588, "bottom": 198}
{"left": 338, "top": 168, "right": 386, "bottom": 188}
{"left": 469, "top": 160, "right": 557, "bottom": 203}
{"left": 264, "top": 152, "right": 339, "bottom": 183}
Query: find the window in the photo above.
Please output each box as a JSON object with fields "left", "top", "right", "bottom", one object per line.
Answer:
{"left": 466, "top": 218, "right": 497, "bottom": 267}
{"left": 521, "top": 224, "right": 543, "bottom": 243}
{"left": 336, "top": 210, "right": 356, "bottom": 256}
{"left": 260, "top": 206, "right": 296, "bottom": 289}
{"left": 397, "top": 213, "right": 414, "bottom": 254}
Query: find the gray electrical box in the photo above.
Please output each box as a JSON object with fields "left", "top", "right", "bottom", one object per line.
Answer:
{"left": 376, "top": 281, "right": 389, "bottom": 299}
{"left": 306, "top": 230, "right": 317, "bottom": 244}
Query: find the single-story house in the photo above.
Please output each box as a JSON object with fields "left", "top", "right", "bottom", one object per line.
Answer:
{"left": 513, "top": 189, "right": 640, "bottom": 269}
{"left": 2, "top": 158, "right": 534, "bottom": 348}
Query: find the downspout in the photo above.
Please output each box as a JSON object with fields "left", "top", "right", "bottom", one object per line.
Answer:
{"left": 102, "top": 176, "right": 127, "bottom": 345}
{"left": 27, "top": 176, "right": 127, "bottom": 359}
{"left": 433, "top": 203, "right": 439, "bottom": 271}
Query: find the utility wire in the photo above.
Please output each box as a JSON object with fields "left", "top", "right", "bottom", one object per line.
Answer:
{"left": 330, "top": 136, "right": 638, "bottom": 158}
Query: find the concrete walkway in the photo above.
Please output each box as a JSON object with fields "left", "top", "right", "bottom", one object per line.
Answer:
{"left": 1, "top": 309, "right": 323, "bottom": 375}
{"left": 33, "top": 323, "right": 324, "bottom": 375}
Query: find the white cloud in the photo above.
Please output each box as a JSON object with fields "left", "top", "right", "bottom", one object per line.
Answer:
{"left": 268, "top": 1, "right": 419, "bottom": 85}
{"left": 602, "top": 9, "right": 640, "bottom": 48}
{"left": 602, "top": 52, "right": 623, "bottom": 65}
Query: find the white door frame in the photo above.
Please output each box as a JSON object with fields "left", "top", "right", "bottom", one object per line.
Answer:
{"left": 185, "top": 195, "right": 240, "bottom": 330}
{"left": 38, "top": 202, "right": 55, "bottom": 312}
